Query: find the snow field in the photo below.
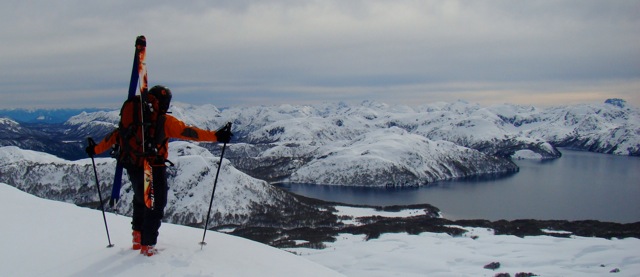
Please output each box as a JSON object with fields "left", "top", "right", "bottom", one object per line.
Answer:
{"left": 0, "top": 184, "right": 343, "bottom": 277}
{"left": 289, "top": 230, "right": 640, "bottom": 277}
{"left": 1, "top": 182, "right": 639, "bottom": 276}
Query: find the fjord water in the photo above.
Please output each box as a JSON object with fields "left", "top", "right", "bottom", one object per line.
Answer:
{"left": 277, "top": 149, "right": 640, "bottom": 223}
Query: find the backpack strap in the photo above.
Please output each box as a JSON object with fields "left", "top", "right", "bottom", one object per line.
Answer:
{"left": 118, "top": 97, "right": 144, "bottom": 166}
{"left": 149, "top": 114, "right": 174, "bottom": 167}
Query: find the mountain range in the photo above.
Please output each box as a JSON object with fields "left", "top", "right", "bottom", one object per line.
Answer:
{"left": 1, "top": 99, "right": 638, "bottom": 187}
{"left": 1, "top": 98, "right": 638, "bottom": 230}
{"left": 0, "top": 108, "right": 105, "bottom": 123}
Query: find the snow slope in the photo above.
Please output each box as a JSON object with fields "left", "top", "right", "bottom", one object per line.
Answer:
{"left": 291, "top": 231, "right": 640, "bottom": 277}
{"left": 0, "top": 183, "right": 342, "bottom": 277}
{"left": 2, "top": 183, "right": 638, "bottom": 277}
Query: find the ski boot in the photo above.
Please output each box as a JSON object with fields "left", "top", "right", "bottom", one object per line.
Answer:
{"left": 140, "top": 245, "right": 158, "bottom": 257}
{"left": 132, "top": 230, "right": 141, "bottom": 250}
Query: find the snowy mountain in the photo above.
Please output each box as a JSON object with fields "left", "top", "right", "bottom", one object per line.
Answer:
{"left": 485, "top": 100, "right": 640, "bottom": 156}
{"left": 64, "top": 110, "right": 120, "bottom": 140}
{"left": 2, "top": 183, "right": 639, "bottom": 276}
{"left": 285, "top": 127, "right": 517, "bottom": 186}
{"left": 414, "top": 101, "right": 562, "bottom": 159}
{"left": 6, "top": 99, "right": 639, "bottom": 187}
{"left": 52, "top": 99, "right": 638, "bottom": 187}
{"left": 0, "top": 117, "right": 84, "bottom": 160}
{"left": 0, "top": 143, "right": 335, "bottom": 229}
{"left": 0, "top": 108, "right": 105, "bottom": 123}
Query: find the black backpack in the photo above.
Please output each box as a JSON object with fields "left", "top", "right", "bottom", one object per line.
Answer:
{"left": 117, "top": 95, "right": 161, "bottom": 167}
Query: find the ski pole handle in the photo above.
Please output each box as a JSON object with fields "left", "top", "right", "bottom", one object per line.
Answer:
{"left": 216, "top": 122, "right": 232, "bottom": 132}
{"left": 87, "top": 137, "right": 96, "bottom": 147}
{"left": 86, "top": 137, "right": 98, "bottom": 158}
{"left": 214, "top": 122, "right": 233, "bottom": 144}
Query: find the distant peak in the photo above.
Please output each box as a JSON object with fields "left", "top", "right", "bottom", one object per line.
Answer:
{"left": 604, "top": 98, "right": 626, "bottom": 108}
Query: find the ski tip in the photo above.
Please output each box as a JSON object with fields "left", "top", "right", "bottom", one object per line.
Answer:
{"left": 136, "top": 36, "right": 146, "bottom": 47}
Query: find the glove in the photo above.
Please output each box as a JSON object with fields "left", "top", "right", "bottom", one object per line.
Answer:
{"left": 85, "top": 145, "right": 96, "bottom": 157}
{"left": 215, "top": 128, "right": 233, "bottom": 144}
{"left": 86, "top": 137, "right": 97, "bottom": 157}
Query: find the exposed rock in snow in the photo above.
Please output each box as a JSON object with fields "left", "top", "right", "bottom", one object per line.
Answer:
{"left": 605, "top": 98, "right": 627, "bottom": 108}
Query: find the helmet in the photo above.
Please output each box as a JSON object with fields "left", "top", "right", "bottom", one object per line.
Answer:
{"left": 149, "top": 85, "right": 172, "bottom": 113}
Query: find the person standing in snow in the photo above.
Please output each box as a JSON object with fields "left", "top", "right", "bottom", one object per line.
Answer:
{"left": 85, "top": 85, "right": 232, "bottom": 256}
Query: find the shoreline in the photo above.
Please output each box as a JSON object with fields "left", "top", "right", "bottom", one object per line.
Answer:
{"left": 219, "top": 201, "right": 640, "bottom": 249}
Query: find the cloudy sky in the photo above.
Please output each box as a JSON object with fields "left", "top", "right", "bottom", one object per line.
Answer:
{"left": 1, "top": 0, "right": 638, "bottom": 109}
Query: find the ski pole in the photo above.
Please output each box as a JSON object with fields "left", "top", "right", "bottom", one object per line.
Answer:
{"left": 200, "top": 122, "right": 232, "bottom": 248}
{"left": 87, "top": 138, "right": 115, "bottom": 248}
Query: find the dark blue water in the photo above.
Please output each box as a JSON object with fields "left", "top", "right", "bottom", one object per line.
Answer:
{"left": 276, "top": 149, "right": 640, "bottom": 223}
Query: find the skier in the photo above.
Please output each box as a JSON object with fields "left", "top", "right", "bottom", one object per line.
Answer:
{"left": 85, "top": 85, "right": 232, "bottom": 256}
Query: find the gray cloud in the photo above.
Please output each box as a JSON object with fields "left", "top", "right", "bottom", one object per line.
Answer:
{"left": 1, "top": 0, "right": 638, "bottom": 108}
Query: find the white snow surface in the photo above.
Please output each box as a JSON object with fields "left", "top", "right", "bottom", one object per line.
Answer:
{"left": 290, "top": 231, "right": 640, "bottom": 277}
{"left": 511, "top": 149, "right": 543, "bottom": 160}
{"left": 2, "top": 183, "right": 638, "bottom": 277}
{"left": 0, "top": 145, "right": 69, "bottom": 165}
{"left": 0, "top": 183, "right": 342, "bottom": 277}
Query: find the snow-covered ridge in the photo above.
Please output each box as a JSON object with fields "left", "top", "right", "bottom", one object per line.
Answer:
{"left": 58, "top": 99, "right": 639, "bottom": 186}
{"left": 66, "top": 110, "right": 120, "bottom": 127}
{"left": 0, "top": 118, "right": 86, "bottom": 160}
{"left": 0, "top": 117, "right": 21, "bottom": 134}
{"left": 286, "top": 127, "right": 517, "bottom": 186}
{"left": 0, "top": 142, "right": 312, "bottom": 228}
{"left": 0, "top": 145, "right": 69, "bottom": 165}
{"left": 67, "top": 99, "right": 637, "bottom": 157}
{"left": 0, "top": 117, "right": 19, "bottom": 126}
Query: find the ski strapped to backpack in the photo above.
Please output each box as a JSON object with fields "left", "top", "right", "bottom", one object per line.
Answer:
{"left": 136, "top": 43, "right": 155, "bottom": 210}
{"left": 110, "top": 35, "right": 161, "bottom": 210}
{"left": 110, "top": 35, "right": 147, "bottom": 209}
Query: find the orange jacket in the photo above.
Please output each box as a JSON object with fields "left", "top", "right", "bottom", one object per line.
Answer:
{"left": 94, "top": 114, "right": 220, "bottom": 162}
